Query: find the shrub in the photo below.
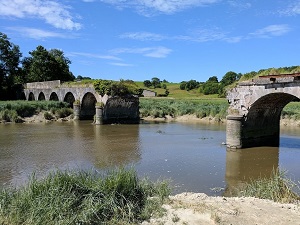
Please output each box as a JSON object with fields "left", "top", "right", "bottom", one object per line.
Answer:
{"left": 55, "top": 108, "right": 73, "bottom": 118}
{"left": 44, "top": 111, "right": 54, "bottom": 120}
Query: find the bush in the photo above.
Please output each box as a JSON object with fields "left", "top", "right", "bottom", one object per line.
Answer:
{"left": 55, "top": 108, "right": 73, "bottom": 118}
{"left": 44, "top": 111, "right": 54, "bottom": 120}
{"left": 0, "top": 109, "right": 18, "bottom": 122}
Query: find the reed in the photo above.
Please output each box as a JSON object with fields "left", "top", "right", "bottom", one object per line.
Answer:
{"left": 237, "top": 169, "right": 300, "bottom": 203}
{"left": 0, "top": 168, "right": 170, "bottom": 225}
{"left": 139, "top": 98, "right": 228, "bottom": 119}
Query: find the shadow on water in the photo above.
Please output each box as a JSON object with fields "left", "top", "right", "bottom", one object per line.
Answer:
{"left": 224, "top": 147, "right": 279, "bottom": 197}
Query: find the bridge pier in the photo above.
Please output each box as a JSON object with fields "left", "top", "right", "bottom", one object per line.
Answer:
{"left": 226, "top": 115, "right": 243, "bottom": 148}
{"left": 94, "top": 105, "right": 103, "bottom": 125}
{"left": 73, "top": 103, "right": 80, "bottom": 120}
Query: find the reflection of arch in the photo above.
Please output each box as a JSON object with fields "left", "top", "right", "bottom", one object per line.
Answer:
{"left": 243, "top": 93, "right": 300, "bottom": 147}
{"left": 38, "top": 92, "right": 45, "bottom": 101}
{"left": 28, "top": 92, "right": 35, "bottom": 101}
{"left": 81, "top": 92, "right": 97, "bottom": 119}
{"left": 64, "top": 92, "right": 75, "bottom": 107}
{"left": 20, "top": 92, "right": 26, "bottom": 100}
{"left": 50, "top": 92, "right": 59, "bottom": 101}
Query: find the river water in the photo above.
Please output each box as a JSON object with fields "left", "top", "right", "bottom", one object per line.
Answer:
{"left": 1, "top": 121, "right": 300, "bottom": 196}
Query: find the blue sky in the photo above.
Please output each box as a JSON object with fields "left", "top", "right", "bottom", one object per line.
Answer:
{"left": 1, "top": 0, "right": 300, "bottom": 82}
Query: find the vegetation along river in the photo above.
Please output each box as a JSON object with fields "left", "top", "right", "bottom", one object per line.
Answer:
{"left": 1, "top": 121, "right": 300, "bottom": 196}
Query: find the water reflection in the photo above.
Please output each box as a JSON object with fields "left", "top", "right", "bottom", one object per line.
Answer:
{"left": 224, "top": 147, "right": 279, "bottom": 196}
{"left": 0, "top": 122, "right": 141, "bottom": 187}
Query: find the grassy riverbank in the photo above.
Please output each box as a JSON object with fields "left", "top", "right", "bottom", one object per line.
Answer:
{"left": 1, "top": 99, "right": 300, "bottom": 123}
{"left": 0, "top": 101, "right": 73, "bottom": 122}
{"left": 0, "top": 169, "right": 170, "bottom": 225}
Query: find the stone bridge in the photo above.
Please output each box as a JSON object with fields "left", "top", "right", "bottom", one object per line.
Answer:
{"left": 21, "top": 80, "right": 139, "bottom": 123}
{"left": 226, "top": 73, "right": 300, "bottom": 148}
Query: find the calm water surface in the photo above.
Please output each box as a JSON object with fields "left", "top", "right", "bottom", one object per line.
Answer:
{"left": 0, "top": 121, "right": 300, "bottom": 196}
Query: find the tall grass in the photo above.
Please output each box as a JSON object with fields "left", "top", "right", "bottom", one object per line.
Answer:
{"left": 281, "top": 102, "right": 300, "bottom": 120}
{"left": 237, "top": 169, "right": 300, "bottom": 203}
{"left": 0, "top": 168, "right": 170, "bottom": 225}
{"left": 139, "top": 98, "right": 228, "bottom": 119}
{"left": 0, "top": 101, "right": 71, "bottom": 122}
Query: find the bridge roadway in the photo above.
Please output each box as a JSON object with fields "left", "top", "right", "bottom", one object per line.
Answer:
{"left": 226, "top": 73, "right": 300, "bottom": 148}
{"left": 21, "top": 80, "right": 139, "bottom": 123}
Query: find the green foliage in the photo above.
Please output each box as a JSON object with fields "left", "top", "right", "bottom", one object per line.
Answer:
{"left": 179, "top": 80, "right": 200, "bottom": 91}
{"left": 44, "top": 111, "right": 54, "bottom": 120}
{"left": 143, "top": 79, "right": 152, "bottom": 88}
{"left": 94, "top": 79, "right": 143, "bottom": 97}
{"left": 220, "top": 71, "right": 240, "bottom": 86}
{"left": 0, "top": 109, "right": 18, "bottom": 122}
{"left": 237, "top": 169, "right": 300, "bottom": 203}
{"left": 0, "top": 101, "right": 70, "bottom": 122}
{"left": 0, "top": 168, "right": 170, "bottom": 224}
{"left": 0, "top": 32, "right": 22, "bottom": 100}
{"left": 22, "top": 46, "right": 74, "bottom": 83}
{"left": 151, "top": 77, "right": 161, "bottom": 88}
{"left": 239, "top": 66, "right": 300, "bottom": 82}
{"left": 139, "top": 98, "right": 228, "bottom": 119}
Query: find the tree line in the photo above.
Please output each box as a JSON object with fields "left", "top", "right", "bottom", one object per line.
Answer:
{"left": 180, "top": 71, "right": 242, "bottom": 97}
{"left": 0, "top": 32, "right": 74, "bottom": 100}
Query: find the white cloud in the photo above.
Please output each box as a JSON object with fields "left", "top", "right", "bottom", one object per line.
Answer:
{"left": 109, "top": 62, "right": 134, "bottom": 67}
{"left": 0, "top": 0, "right": 82, "bottom": 30}
{"left": 68, "top": 52, "right": 121, "bottom": 61}
{"left": 6, "top": 27, "right": 68, "bottom": 39}
{"left": 120, "top": 28, "right": 227, "bottom": 43}
{"left": 280, "top": 1, "right": 300, "bottom": 16}
{"left": 120, "top": 32, "right": 166, "bottom": 41}
{"left": 110, "top": 46, "right": 172, "bottom": 58}
{"left": 250, "top": 24, "right": 291, "bottom": 38}
{"left": 100, "top": 0, "right": 219, "bottom": 15}
{"left": 227, "top": 0, "right": 251, "bottom": 9}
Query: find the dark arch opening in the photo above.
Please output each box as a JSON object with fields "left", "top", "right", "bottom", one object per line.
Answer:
{"left": 64, "top": 92, "right": 75, "bottom": 108}
{"left": 243, "top": 93, "right": 300, "bottom": 147}
{"left": 28, "top": 92, "right": 35, "bottom": 101}
{"left": 81, "top": 92, "right": 97, "bottom": 120}
{"left": 38, "top": 92, "right": 45, "bottom": 101}
{"left": 50, "top": 92, "right": 59, "bottom": 101}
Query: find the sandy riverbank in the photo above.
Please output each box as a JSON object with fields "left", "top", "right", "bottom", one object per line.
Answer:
{"left": 142, "top": 192, "right": 300, "bottom": 225}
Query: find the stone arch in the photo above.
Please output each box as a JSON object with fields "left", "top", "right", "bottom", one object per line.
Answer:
{"left": 242, "top": 93, "right": 300, "bottom": 147}
{"left": 64, "top": 92, "right": 75, "bottom": 107}
{"left": 28, "top": 92, "right": 35, "bottom": 101}
{"left": 38, "top": 92, "right": 46, "bottom": 101}
{"left": 50, "top": 92, "right": 59, "bottom": 101}
{"left": 80, "top": 92, "right": 97, "bottom": 119}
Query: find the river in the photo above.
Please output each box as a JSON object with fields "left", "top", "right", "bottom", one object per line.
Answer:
{"left": 1, "top": 121, "right": 300, "bottom": 196}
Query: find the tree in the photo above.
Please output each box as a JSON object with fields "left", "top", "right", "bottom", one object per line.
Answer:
{"left": 0, "top": 32, "right": 22, "bottom": 99}
{"left": 180, "top": 81, "right": 187, "bottom": 90}
{"left": 143, "top": 80, "right": 152, "bottom": 88}
{"left": 22, "top": 45, "right": 74, "bottom": 82}
{"left": 151, "top": 77, "right": 161, "bottom": 88}
{"left": 220, "top": 71, "right": 238, "bottom": 86}
{"left": 207, "top": 76, "right": 218, "bottom": 83}
{"left": 185, "top": 80, "right": 199, "bottom": 91}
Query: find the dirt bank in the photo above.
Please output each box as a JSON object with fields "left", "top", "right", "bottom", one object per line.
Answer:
{"left": 142, "top": 192, "right": 300, "bottom": 225}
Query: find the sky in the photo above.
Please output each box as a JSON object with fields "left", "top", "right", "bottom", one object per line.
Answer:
{"left": 0, "top": 0, "right": 300, "bottom": 83}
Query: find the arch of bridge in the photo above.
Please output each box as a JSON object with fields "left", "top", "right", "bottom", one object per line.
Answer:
{"left": 226, "top": 76, "right": 300, "bottom": 148}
